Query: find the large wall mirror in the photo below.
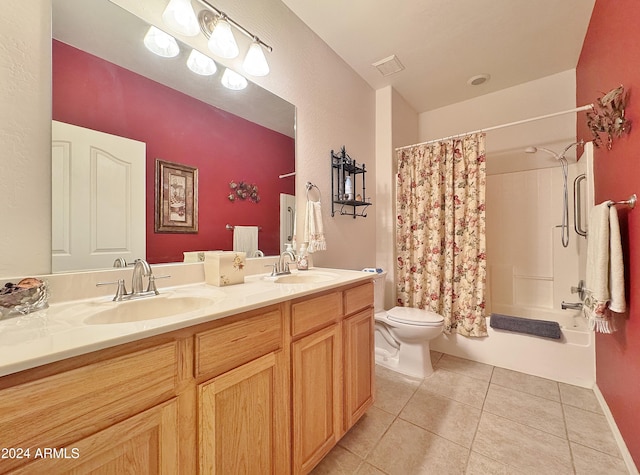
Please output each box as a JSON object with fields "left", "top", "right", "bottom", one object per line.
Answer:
{"left": 51, "top": 0, "right": 296, "bottom": 273}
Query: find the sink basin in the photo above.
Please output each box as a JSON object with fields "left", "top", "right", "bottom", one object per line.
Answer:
{"left": 274, "top": 272, "right": 338, "bottom": 284}
{"left": 85, "top": 296, "right": 217, "bottom": 324}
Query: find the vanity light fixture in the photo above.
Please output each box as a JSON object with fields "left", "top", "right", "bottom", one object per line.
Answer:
{"left": 196, "top": 1, "right": 272, "bottom": 76}
{"left": 187, "top": 49, "right": 217, "bottom": 75}
{"left": 161, "top": 0, "right": 200, "bottom": 37}
{"left": 207, "top": 16, "right": 239, "bottom": 59}
{"left": 243, "top": 39, "right": 269, "bottom": 77}
{"left": 221, "top": 68, "right": 248, "bottom": 90}
{"left": 144, "top": 26, "right": 180, "bottom": 58}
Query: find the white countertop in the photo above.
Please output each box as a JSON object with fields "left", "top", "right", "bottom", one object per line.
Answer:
{"left": 0, "top": 268, "right": 373, "bottom": 378}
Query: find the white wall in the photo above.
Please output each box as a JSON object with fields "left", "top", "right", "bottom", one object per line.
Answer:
{"left": 375, "top": 87, "right": 418, "bottom": 308}
{"left": 419, "top": 69, "right": 580, "bottom": 175}
{"left": 0, "top": 2, "right": 52, "bottom": 277}
{"left": 1, "top": 0, "right": 377, "bottom": 278}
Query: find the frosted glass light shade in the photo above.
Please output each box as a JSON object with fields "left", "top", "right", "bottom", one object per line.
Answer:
{"left": 208, "top": 19, "right": 239, "bottom": 59}
{"left": 144, "top": 26, "right": 179, "bottom": 58}
{"left": 243, "top": 41, "right": 269, "bottom": 76}
{"left": 162, "top": 0, "right": 199, "bottom": 36}
{"left": 187, "top": 49, "right": 217, "bottom": 76}
{"left": 221, "top": 68, "right": 248, "bottom": 90}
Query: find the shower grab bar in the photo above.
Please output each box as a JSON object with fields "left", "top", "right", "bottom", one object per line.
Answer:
{"left": 287, "top": 206, "right": 294, "bottom": 241}
{"left": 573, "top": 174, "right": 587, "bottom": 237}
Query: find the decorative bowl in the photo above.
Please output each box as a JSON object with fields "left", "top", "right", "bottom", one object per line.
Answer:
{"left": 0, "top": 280, "right": 49, "bottom": 317}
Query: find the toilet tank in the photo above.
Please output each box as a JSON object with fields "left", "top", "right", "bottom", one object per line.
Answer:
{"left": 372, "top": 271, "right": 387, "bottom": 313}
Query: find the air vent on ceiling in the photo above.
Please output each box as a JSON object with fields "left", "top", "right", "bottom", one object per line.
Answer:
{"left": 372, "top": 55, "right": 405, "bottom": 77}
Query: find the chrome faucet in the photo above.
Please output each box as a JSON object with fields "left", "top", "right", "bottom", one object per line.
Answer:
{"left": 277, "top": 250, "right": 296, "bottom": 275}
{"left": 97, "top": 259, "right": 170, "bottom": 301}
{"left": 131, "top": 259, "right": 152, "bottom": 295}
{"left": 561, "top": 301, "right": 583, "bottom": 311}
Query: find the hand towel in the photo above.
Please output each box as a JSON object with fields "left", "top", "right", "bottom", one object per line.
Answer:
{"left": 584, "top": 202, "right": 626, "bottom": 333}
{"left": 232, "top": 226, "right": 259, "bottom": 257}
{"left": 304, "top": 200, "right": 327, "bottom": 253}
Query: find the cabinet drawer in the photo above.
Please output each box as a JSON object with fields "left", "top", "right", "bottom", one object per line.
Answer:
{"left": 195, "top": 308, "right": 282, "bottom": 379}
{"left": 291, "top": 292, "right": 342, "bottom": 337}
{"left": 0, "top": 342, "right": 179, "bottom": 472}
{"left": 344, "top": 282, "right": 373, "bottom": 315}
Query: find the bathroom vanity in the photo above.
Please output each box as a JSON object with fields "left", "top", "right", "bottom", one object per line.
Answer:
{"left": 0, "top": 269, "right": 374, "bottom": 474}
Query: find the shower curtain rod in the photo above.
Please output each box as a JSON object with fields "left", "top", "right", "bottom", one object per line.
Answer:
{"left": 395, "top": 104, "right": 595, "bottom": 151}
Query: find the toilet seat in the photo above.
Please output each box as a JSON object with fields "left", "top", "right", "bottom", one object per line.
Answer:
{"left": 386, "top": 306, "right": 444, "bottom": 326}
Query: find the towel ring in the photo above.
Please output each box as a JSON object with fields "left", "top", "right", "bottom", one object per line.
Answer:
{"left": 306, "top": 182, "right": 321, "bottom": 202}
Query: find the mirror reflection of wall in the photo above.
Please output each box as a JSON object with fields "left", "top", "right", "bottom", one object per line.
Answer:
{"left": 51, "top": 0, "right": 296, "bottom": 271}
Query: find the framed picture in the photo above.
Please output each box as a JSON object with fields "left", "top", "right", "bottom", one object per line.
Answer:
{"left": 155, "top": 159, "right": 198, "bottom": 233}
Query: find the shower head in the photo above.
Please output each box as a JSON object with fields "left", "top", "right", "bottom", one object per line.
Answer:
{"left": 525, "top": 140, "right": 585, "bottom": 160}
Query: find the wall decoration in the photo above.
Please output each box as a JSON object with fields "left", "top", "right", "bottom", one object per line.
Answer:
{"left": 155, "top": 159, "right": 198, "bottom": 233}
{"left": 228, "top": 180, "right": 260, "bottom": 203}
{"left": 586, "top": 85, "right": 631, "bottom": 150}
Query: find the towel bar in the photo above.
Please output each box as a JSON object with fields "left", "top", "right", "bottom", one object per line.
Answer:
{"left": 226, "top": 224, "right": 262, "bottom": 231}
{"left": 608, "top": 193, "right": 636, "bottom": 209}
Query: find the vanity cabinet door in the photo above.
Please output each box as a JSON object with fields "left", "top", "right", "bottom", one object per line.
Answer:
{"left": 343, "top": 308, "right": 375, "bottom": 430}
{"left": 199, "top": 352, "right": 281, "bottom": 474}
{"left": 291, "top": 324, "right": 342, "bottom": 474}
{"left": 9, "top": 399, "right": 179, "bottom": 475}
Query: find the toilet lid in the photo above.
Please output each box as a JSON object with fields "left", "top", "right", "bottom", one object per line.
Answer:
{"left": 386, "top": 306, "right": 444, "bottom": 326}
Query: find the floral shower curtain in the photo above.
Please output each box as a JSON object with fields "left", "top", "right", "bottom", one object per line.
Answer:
{"left": 396, "top": 133, "right": 487, "bottom": 337}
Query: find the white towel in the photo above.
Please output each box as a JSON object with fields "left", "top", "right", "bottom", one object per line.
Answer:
{"left": 304, "top": 200, "right": 327, "bottom": 253}
{"left": 584, "top": 202, "right": 626, "bottom": 333}
{"left": 232, "top": 226, "right": 259, "bottom": 257}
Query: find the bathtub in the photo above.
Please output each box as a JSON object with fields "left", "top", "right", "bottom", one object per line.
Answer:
{"left": 430, "top": 306, "right": 595, "bottom": 388}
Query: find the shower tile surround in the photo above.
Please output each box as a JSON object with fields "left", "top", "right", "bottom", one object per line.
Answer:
{"left": 312, "top": 354, "right": 629, "bottom": 475}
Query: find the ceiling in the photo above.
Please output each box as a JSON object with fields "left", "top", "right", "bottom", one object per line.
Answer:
{"left": 282, "top": 0, "right": 596, "bottom": 113}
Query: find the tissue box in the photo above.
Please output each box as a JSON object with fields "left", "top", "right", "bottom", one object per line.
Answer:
{"left": 204, "top": 251, "right": 246, "bottom": 286}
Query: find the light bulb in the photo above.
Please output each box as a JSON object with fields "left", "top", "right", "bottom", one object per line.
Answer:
{"left": 162, "top": 0, "right": 199, "bottom": 36}
{"left": 143, "top": 26, "right": 179, "bottom": 58}
{"left": 187, "top": 49, "right": 217, "bottom": 76}
{"left": 207, "top": 18, "right": 239, "bottom": 59}
{"left": 243, "top": 40, "right": 269, "bottom": 76}
{"left": 221, "top": 68, "right": 247, "bottom": 90}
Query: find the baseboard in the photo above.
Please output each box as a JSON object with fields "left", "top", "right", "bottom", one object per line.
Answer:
{"left": 593, "top": 384, "right": 639, "bottom": 475}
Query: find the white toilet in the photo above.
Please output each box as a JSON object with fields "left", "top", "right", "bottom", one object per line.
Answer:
{"left": 372, "top": 271, "right": 444, "bottom": 378}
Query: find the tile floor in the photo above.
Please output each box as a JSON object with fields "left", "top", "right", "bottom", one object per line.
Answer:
{"left": 312, "top": 352, "right": 629, "bottom": 475}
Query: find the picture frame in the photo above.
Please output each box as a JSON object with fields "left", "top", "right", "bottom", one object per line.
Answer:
{"left": 155, "top": 159, "right": 198, "bottom": 233}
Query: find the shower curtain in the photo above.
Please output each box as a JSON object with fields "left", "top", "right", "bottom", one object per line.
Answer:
{"left": 396, "top": 133, "right": 487, "bottom": 337}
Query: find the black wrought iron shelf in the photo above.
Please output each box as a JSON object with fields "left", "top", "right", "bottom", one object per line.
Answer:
{"left": 331, "top": 146, "right": 372, "bottom": 219}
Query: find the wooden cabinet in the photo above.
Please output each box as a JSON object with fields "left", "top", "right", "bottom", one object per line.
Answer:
{"left": 196, "top": 305, "right": 288, "bottom": 475}
{"left": 199, "top": 353, "right": 280, "bottom": 474}
{"left": 343, "top": 308, "right": 375, "bottom": 430}
{"left": 292, "top": 324, "right": 343, "bottom": 474}
{"left": 0, "top": 281, "right": 373, "bottom": 475}
{"left": 10, "top": 399, "right": 179, "bottom": 474}
{"left": 291, "top": 282, "right": 374, "bottom": 474}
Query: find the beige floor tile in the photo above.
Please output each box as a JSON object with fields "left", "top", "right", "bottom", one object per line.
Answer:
{"left": 338, "top": 406, "right": 395, "bottom": 459}
{"left": 570, "top": 441, "right": 628, "bottom": 475}
{"left": 373, "top": 365, "right": 422, "bottom": 415}
{"left": 367, "top": 419, "right": 469, "bottom": 475}
{"left": 563, "top": 405, "right": 620, "bottom": 457}
{"left": 559, "top": 383, "right": 603, "bottom": 414}
{"left": 491, "top": 367, "right": 560, "bottom": 402}
{"left": 430, "top": 350, "right": 443, "bottom": 366}
{"left": 355, "top": 462, "right": 388, "bottom": 475}
{"left": 420, "top": 368, "right": 489, "bottom": 409}
{"left": 435, "top": 354, "right": 494, "bottom": 382}
{"left": 400, "top": 388, "right": 481, "bottom": 447}
{"left": 310, "top": 445, "right": 362, "bottom": 475}
{"left": 483, "top": 384, "right": 565, "bottom": 437}
{"left": 466, "top": 451, "right": 516, "bottom": 475}
{"left": 472, "top": 412, "right": 573, "bottom": 474}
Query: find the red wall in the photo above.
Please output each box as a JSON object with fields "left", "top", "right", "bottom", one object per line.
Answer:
{"left": 52, "top": 40, "right": 295, "bottom": 262}
{"left": 577, "top": 0, "right": 640, "bottom": 466}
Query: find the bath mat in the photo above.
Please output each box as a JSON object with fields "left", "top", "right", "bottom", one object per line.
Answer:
{"left": 490, "top": 314, "right": 562, "bottom": 340}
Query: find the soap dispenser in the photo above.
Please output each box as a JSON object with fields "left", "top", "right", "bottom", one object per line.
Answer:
{"left": 297, "top": 244, "right": 309, "bottom": 270}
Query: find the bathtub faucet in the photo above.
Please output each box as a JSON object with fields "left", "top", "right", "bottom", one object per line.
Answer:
{"left": 561, "top": 301, "right": 583, "bottom": 311}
